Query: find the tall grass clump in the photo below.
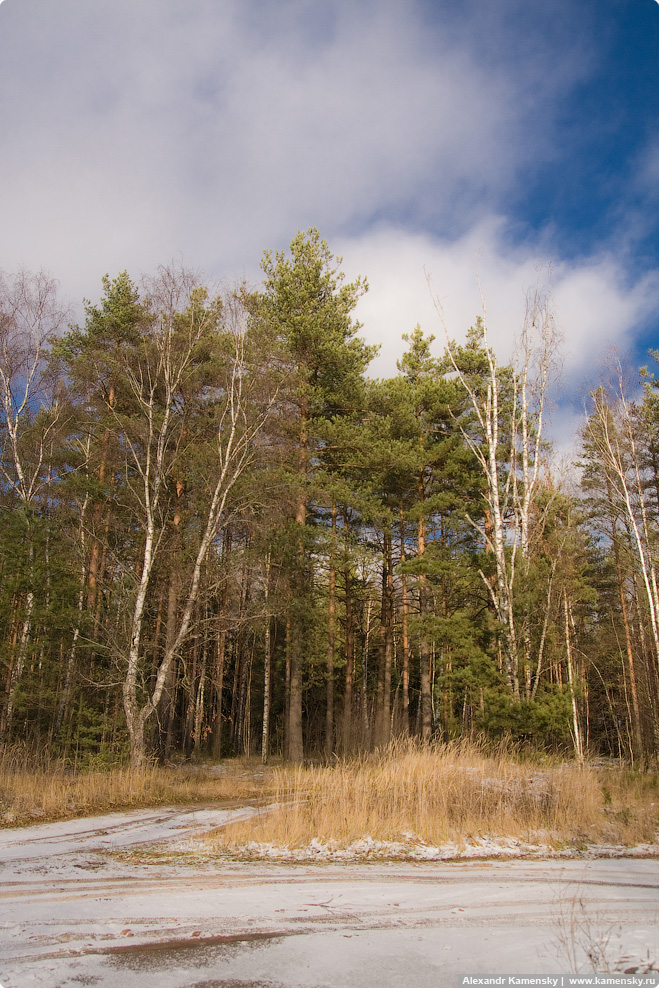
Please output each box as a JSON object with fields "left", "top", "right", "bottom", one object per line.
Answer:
{"left": 218, "top": 739, "right": 659, "bottom": 850}
{"left": 0, "top": 743, "right": 274, "bottom": 827}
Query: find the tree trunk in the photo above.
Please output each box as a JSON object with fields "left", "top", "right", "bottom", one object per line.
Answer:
{"left": 564, "top": 592, "right": 583, "bottom": 762}
{"left": 377, "top": 526, "right": 394, "bottom": 747}
{"left": 609, "top": 510, "right": 643, "bottom": 760}
{"left": 193, "top": 621, "right": 208, "bottom": 756}
{"left": 417, "top": 486, "right": 432, "bottom": 740}
{"left": 262, "top": 553, "right": 272, "bottom": 765}
{"left": 325, "top": 504, "right": 337, "bottom": 758}
{"left": 399, "top": 509, "right": 410, "bottom": 736}
{"left": 288, "top": 629, "right": 304, "bottom": 762}
{"left": 4, "top": 583, "right": 34, "bottom": 736}
{"left": 211, "top": 626, "right": 227, "bottom": 760}
{"left": 342, "top": 562, "right": 354, "bottom": 755}
{"left": 286, "top": 471, "right": 307, "bottom": 762}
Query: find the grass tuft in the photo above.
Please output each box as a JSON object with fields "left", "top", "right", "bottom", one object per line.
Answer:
{"left": 215, "top": 739, "right": 659, "bottom": 851}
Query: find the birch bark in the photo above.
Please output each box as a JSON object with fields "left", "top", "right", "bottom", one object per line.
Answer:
{"left": 433, "top": 277, "right": 558, "bottom": 702}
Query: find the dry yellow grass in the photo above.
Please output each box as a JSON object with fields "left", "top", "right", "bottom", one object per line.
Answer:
{"left": 217, "top": 740, "right": 659, "bottom": 850}
{"left": 2, "top": 740, "right": 657, "bottom": 851}
{"left": 0, "top": 746, "right": 275, "bottom": 827}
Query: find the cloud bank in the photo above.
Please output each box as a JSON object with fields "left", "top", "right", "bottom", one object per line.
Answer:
{"left": 0, "top": 0, "right": 657, "bottom": 452}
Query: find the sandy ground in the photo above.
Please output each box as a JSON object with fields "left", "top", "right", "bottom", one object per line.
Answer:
{"left": 1, "top": 808, "right": 658, "bottom": 988}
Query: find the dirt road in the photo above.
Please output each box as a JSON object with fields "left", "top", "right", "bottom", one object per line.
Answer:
{"left": 1, "top": 809, "right": 658, "bottom": 987}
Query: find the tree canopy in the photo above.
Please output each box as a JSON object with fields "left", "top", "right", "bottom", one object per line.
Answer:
{"left": 1, "top": 233, "right": 658, "bottom": 766}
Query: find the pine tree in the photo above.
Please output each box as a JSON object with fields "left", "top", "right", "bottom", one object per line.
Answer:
{"left": 257, "top": 229, "right": 374, "bottom": 761}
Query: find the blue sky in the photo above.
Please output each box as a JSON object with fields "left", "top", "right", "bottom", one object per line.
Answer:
{"left": 0, "top": 0, "right": 657, "bottom": 449}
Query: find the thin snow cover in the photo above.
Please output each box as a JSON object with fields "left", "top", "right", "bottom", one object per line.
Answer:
{"left": 0, "top": 804, "right": 260, "bottom": 861}
{"left": 205, "top": 830, "right": 659, "bottom": 862}
{"left": 2, "top": 808, "right": 659, "bottom": 986}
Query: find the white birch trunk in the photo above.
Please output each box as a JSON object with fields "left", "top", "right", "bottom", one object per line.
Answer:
{"left": 564, "top": 592, "right": 584, "bottom": 762}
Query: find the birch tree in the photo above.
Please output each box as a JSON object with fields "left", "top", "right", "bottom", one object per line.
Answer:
{"left": 132, "top": 284, "right": 277, "bottom": 765}
{"left": 435, "top": 277, "right": 559, "bottom": 700}
{"left": 60, "top": 268, "right": 278, "bottom": 765}
{"left": 585, "top": 383, "right": 659, "bottom": 680}
{"left": 0, "top": 269, "right": 69, "bottom": 735}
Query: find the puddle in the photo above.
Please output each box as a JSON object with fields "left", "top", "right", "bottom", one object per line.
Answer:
{"left": 106, "top": 932, "right": 288, "bottom": 974}
{"left": 188, "top": 982, "right": 287, "bottom": 988}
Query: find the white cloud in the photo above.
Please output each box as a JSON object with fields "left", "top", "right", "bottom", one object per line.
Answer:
{"left": 0, "top": 0, "right": 656, "bottom": 462}
{"left": 0, "top": 0, "right": 587, "bottom": 306}
{"left": 340, "top": 220, "right": 658, "bottom": 373}
{"left": 337, "top": 219, "right": 659, "bottom": 451}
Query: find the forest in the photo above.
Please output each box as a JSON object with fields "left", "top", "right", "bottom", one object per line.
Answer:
{"left": 1, "top": 228, "right": 658, "bottom": 770}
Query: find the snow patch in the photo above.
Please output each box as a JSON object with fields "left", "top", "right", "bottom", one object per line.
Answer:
{"left": 205, "top": 831, "right": 659, "bottom": 862}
